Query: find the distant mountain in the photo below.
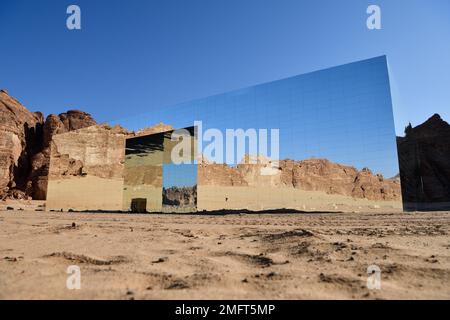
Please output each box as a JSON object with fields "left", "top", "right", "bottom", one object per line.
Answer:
{"left": 397, "top": 113, "right": 450, "bottom": 210}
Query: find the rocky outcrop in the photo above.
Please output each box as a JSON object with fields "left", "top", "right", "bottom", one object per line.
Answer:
{"left": 199, "top": 163, "right": 248, "bottom": 187}
{"left": 0, "top": 90, "right": 44, "bottom": 199}
{"left": 48, "top": 124, "right": 128, "bottom": 181}
{"left": 163, "top": 186, "right": 197, "bottom": 207}
{"left": 48, "top": 122, "right": 174, "bottom": 184}
{"left": 46, "top": 124, "right": 133, "bottom": 212}
{"left": 397, "top": 114, "right": 450, "bottom": 210}
{"left": 28, "top": 110, "right": 97, "bottom": 199}
{"left": 281, "top": 159, "right": 399, "bottom": 200}
{"left": 135, "top": 122, "right": 173, "bottom": 137}
{"left": 199, "top": 157, "right": 401, "bottom": 201}
{"left": 0, "top": 90, "right": 97, "bottom": 200}
{"left": 43, "top": 111, "right": 96, "bottom": 146}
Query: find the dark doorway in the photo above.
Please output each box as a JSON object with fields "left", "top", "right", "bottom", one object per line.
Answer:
{"left": 130, "top": 198, "right": 147, "bottom": 213}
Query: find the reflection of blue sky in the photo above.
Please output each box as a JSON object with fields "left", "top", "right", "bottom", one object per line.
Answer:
{"left": 163, "top": 164, "right": 197, "bottom": 188}
{"left": 117, "top": 57, "right": 399, "bottom": 178}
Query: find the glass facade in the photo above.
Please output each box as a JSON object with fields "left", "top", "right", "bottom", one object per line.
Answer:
{"left": 123, "top": 126, "right": 197, "bottom": 212}
{"left": 118, "top": 56, "right": 399, "bottom": 180}
{"left": 48, "top": 56, "right": 404, "bottom": 213}
{"left": 116, "top": 56, "right": 403, "bottom": 213}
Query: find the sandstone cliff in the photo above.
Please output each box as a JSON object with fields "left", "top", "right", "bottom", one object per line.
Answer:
{"left": 0, "top": 90, "right": 96, "bottom": 200}
{"left": 135, "top": 123, "right": 173, "bottom": 137}
{"left": 29, "top": 110, "right": 97, "bottom": 199}
{"left": 397, "top": 114, "right": 450, "bottom": 210}
{"left": 199, "top": 157, "right": 401, "bottom": 201}
{"left": 48, "top": 124, "right": 128, "bottom": 181}
{"left": 163, "top": 186, "right": 197, "bottom": 207}
{"left": 0, "top": 89, "right": 43, "bottom": 199}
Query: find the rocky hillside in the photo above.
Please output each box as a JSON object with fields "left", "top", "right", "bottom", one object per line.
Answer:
{"left": 397, "top": 114, "right": 450, "bottom": 210}
{"left": 135, "top": 123, "right": 173, "bottom": 137}
{"left": 48, "top": 124, "right": 129, "bottom": 181}
{"left": 163, "top": 186, "right": 197, "bottom": 207}
{"left": 0, "top": 90, "right": 96, "bottom": 200}
{"left": 0, "top": 90, "right": 178, "bottom": 201}
{"left": 199, "top": 157, "right": 401, "bottom": 201}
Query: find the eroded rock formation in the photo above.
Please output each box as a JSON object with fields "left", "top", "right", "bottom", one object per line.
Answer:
{"left": 0, "top": 90, "right": 96, "bottom": 199}
{"left": 397, "top": 114, "right": 450, "bottom": 210}
{"left": 48, "top": 124, "right": 128, "bottom": 181}
{"left": 163, "top": 186, "right": 197, "bottom": 207}
{"left": 29, "top": 110, "right": 97, "bottom": 199}
{"left": 1, "top": 90, "right": 44, "bottom": 199}
{"left": 199, "top": 157, "right": 401, "bottom": 201}
{"left": 135, "top": 123, "right": 173, "bottom": 137}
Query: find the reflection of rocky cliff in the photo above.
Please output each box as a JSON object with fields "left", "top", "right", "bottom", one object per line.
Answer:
{"left": 48, "top": 124, "right": 129, "bottom": 180}
{"left": 0, "top": 90, "right": 176, "bottom": 201}
{"left": 0, "top": 89, "right": 404, "bottom": 205}
{"left": 397, "top": 114, "right": 450, "bottom": 211}
{"left": 199, "top": 157, "right": 401, "bottom": 201}
{"left": 0, "top": 89, "right": 96, "bottom": 200}
{"left": 163, "top": 185, "right": 197, "bottom": 207}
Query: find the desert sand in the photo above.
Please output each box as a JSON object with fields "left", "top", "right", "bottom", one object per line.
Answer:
{"left": 0, "top": 209, "right": 449, "bottom": 300}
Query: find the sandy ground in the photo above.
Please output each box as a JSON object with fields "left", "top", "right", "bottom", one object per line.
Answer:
{"left": 0, "top": 210, "right": 449, "bottom": 300}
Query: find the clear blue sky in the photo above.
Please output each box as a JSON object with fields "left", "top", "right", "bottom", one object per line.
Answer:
{"left": 1, "top": 0, "right": 449, "bottom": 136}
{"left": 163, "top": 164, "right": 197, "bottom": 188}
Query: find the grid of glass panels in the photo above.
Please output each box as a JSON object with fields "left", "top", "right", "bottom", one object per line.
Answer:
{"left": 116, "top": 56, "right": 402, "bottom": 212}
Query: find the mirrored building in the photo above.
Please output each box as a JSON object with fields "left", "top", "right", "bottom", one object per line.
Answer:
{"left": 123, "top": 126, "right": 197, "bottom": 213}
{"left": 47, "top": 56, "right": 405, "bottom": 213}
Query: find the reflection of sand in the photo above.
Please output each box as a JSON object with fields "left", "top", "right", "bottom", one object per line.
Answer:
{"left": 46, "top": 176, "right": 123, "bottom": 211}
{"left": 162, "top": 205, "right": 197, "bottom": 213}
{"left": 198, "top": 186, "right": 402, "bottom": 212}
{"left": 122, "top": 184, "right": 162, "bottom": 212}
{"left": 46, "top": 181, "right": 402, "bottom": 213}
